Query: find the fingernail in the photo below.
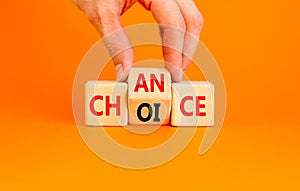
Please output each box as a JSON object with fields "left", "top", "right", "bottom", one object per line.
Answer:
{"left": 115, "top": 64, "right": 130, "bottom": 82}
{"left": 165, "top": 63, "right": 183, "bottom": 82}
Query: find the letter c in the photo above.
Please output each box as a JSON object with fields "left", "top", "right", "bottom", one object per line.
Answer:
{"left": 90, "top": 95, "right": 103, "bottom": 116}
{"left": 180, "top": 96, "right": 193, "bottom": 116}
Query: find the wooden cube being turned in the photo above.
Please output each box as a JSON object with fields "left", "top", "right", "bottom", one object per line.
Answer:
{"left": 128, "top": 68, "right": 172, "bottom": 125}
{"left": 85, "top": 81, "right": 128, "bottom": 126}
{"left": 171, "top": 82, "right": 214, "bottom": 126}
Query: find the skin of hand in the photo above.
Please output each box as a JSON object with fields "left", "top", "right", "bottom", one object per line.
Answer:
{"left": 73, "top": 0, "right": 204, "bottom": 82}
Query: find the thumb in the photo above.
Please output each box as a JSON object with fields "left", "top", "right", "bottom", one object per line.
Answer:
{"left": 89, "top": 11, "right": 133, "bottom": 81}
{"left": 102, "top": 28, "right": 133, "bottom": 81}
{"left": 113, "top": 49, "right": 133, "bottom": 82}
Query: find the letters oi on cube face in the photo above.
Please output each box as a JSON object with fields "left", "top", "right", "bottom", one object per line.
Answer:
{"left": 85, "top": 68, "right": 214, "bottom": 127}
{"left": 128, "top": 68, "right": 172, "bottom": 125}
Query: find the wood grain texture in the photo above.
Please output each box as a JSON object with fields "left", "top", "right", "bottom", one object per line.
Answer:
{"left": 85, "top": 81, "right": 128, "bottom": 126}
{"left": 171, "top": 82, "right": 214, "bottom": 126}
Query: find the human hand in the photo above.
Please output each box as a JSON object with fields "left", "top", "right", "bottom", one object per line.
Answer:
{"left": 73, "top": 0, "right": 204, "bottom": 82}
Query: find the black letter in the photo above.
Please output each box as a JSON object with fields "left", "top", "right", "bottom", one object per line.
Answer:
{"left": 153, "top": 103, "right": 161, "bottom": 122}
{"left": 137, "top": 103, "right": 152, "bottom": 122}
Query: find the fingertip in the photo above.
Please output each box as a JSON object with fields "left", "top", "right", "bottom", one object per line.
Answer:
{"left": 182, "top": 56, "right": 191, "bottom": 71}
{"left": 113, "top": 48, "right": 133, "bottom": 82}
{"left": 165, "top": 63, "right": 183, "bottom": 82}
{"left": 115, "top": 64, "right": 131, "bottom": 82}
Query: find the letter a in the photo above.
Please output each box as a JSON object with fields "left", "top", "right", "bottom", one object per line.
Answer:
{"left": 134, "top": 73, "right": 149, "bottom": 92}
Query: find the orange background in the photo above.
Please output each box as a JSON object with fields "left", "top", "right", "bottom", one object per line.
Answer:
{"left": 1, "top": 0, "right": 299, "bottom": 190}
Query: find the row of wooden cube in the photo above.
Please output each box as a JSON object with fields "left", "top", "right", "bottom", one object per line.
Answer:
{"left": 85, "top": 68, "right": 214, "bottom": 127}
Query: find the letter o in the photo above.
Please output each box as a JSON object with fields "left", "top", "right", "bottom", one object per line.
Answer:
{"left": 137, "top": 103, "right": 152, "bottom": 122}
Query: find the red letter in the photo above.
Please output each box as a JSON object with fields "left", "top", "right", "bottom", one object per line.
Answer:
{"left": 105, "top": 96, "right": 121, "bottom": 116}
{"left": 150, "top": 73, "right": 164, "bottom": 92}
{"left": 90, "top": 95, "right": 103, "bottom": 116}
{"left": 180, "top": 96, "right": 193, "bottom": 116}
{"left": 196, "top": 96, "right": 206, "bottom": 116}
{"left": 134, "top": 73, "right": 149, "bottom": 92}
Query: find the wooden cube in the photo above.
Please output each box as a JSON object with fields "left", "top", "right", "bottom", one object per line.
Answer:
{"left": 85, "top": 81, "right": 128, "bottom": 126}
{"left": 171, "top": 82, "right": 214, "bottom": 126}
{"left": 128, "top": 68, "right": 171, "bottom": 125}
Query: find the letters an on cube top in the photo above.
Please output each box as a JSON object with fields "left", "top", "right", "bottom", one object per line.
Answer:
{"left": 171, "top": 81, "right": 214, "bottom": 127}
{"left": 85, "top": 81, "right": 128, "bottom": 126}
{"left": 128, "top": 68, "right": 172, "bottom": 125}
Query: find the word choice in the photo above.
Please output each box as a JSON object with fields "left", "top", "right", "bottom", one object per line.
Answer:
{"left": 85, "top": 68, "right": 214, "bottom": 127}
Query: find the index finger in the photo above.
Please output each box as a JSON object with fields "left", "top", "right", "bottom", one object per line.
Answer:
{"left": 141, "top": 0, "right": 186, "bottom": 82}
